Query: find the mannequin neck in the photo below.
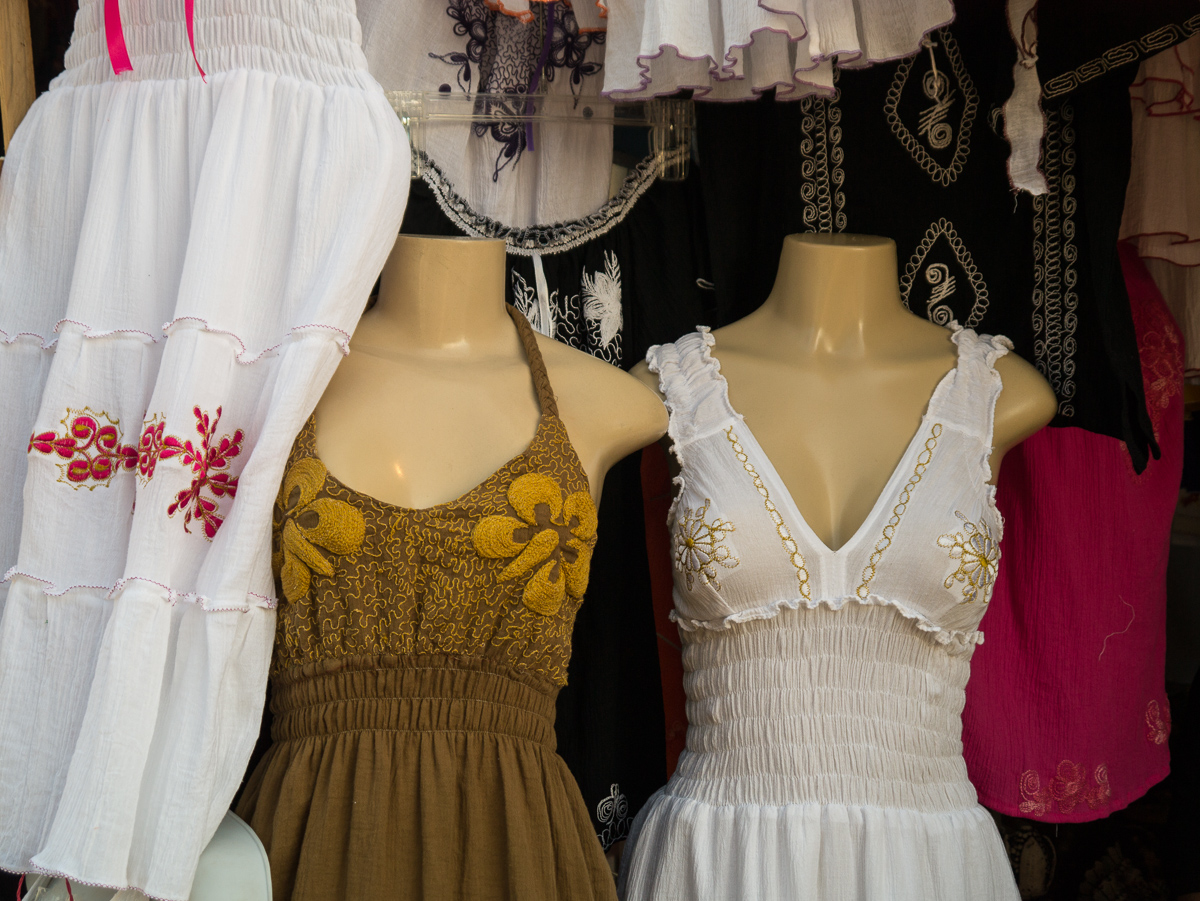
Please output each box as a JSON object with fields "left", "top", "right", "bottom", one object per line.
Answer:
{"left": 760, "top": 233, "right": 913, "bottom": 355}
{"left": 358, "top": 235, "right": 511, "bottom": 353}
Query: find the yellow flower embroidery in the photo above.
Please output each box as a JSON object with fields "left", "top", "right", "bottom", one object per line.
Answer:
{"left": 272, "top": 457, "right": 366, "bottom": 604}
{"left": 674, "top": 500, "right": 738, "bottom": 591}
{"left": 473, "top": 472, "right": 598, "bottom": 616}
{"left": 937, "top": 511, "right": 999, "bottom": 604}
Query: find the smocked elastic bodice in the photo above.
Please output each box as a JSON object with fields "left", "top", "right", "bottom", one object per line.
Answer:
{"left": 59, "top": 0, "right": 374, "bottom": 88}
{"left": 673, "top": 604, "right": 977, "bottom": 813}
{"left": 644, "top": 324, "right": 1014, "bottom": 817}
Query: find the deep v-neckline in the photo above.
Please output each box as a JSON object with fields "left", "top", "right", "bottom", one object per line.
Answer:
{"left": 705, "top": 329, "right": 964, "bottom": 557}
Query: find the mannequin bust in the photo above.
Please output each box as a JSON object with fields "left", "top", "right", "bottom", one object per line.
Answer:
{"left": 315, "top": 234, "right": 667, "bottom": 508}
{"left": 633, "top": 233, "right": 1057, "bottom": 552}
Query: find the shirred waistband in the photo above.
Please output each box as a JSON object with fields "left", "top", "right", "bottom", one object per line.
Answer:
{"left": 271, "top": 654, "right": 559, "bottom": 750}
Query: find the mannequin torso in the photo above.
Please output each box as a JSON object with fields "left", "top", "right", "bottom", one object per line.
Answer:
{"left": 633, "top": 233, "right": 1056, "bottom": 552}
{"left": 316, "top": 235, "right": 666, "bottom": 509}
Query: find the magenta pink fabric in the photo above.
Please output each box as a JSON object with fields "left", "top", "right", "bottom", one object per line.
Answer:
{"left": 962, "top": 242, "right": 1183, "bottom": 822}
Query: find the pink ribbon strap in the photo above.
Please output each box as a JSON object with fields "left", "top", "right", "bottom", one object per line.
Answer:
{"left": 104, "top": 0, "right": 206, "bottom": 80}
{"left": 104, "top": 0, "right": 133, "bottom": 74}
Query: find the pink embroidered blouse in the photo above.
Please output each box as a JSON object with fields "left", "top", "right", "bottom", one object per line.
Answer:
{"left": 962, "top": 243, "right": 1182, "bottom": 821}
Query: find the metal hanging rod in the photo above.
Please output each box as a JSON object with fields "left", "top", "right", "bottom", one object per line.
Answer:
{"left": 387, "top": 91, "right": 695, "bottom": 182}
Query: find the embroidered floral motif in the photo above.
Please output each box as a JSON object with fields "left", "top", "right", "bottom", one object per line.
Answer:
{"left": 137, "top": 414, "right": 167, "bottom": 483}
{"left": 582, "top": 250, "right": 622, "bottom": 349}
{"left": 674, "top": 500, "right": 738, "bottom": 591}
{"left": 473, "top": 471, "right": 598, "bottom": 615}
{"left": 937, "top": 511, "right": 999, "bottom": 604}
{"left": 511, "top": 267, "right": 564, "bottom": 338}
{"left": 1145, "top": 699, "right": 1170, "bottom": 745}
{"left": 139, "top": 406, "right": 247, "bottom": 539}
{"left": 28, "top": 408, "right": 138, "bottom": 489}
{"left": 857, "top": 424, "right": 943, "bottom": 598}
{"left": 1132, "top": 285, "right": 1184, "bottom": 431}
{"left": 428, "top": 0, "right": 491, "bottom": 91}
{"left": 272, "top": 457, "right": 366, "bottom": 604}
{"left": 544, "top": 7, "right": 605, "bottom": 95}
{"left": 596, "top": 783, "right": 631, "bottom": 849}
{"left": 1019, "top": 761, "right": 1112, "bottom": 816}
{"left": 431, "top": 1, "right": 605, "bottom": 180}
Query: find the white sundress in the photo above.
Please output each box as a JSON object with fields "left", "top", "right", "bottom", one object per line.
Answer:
{"left": 619, "top": 325, "right": 1020, "bottom": 900}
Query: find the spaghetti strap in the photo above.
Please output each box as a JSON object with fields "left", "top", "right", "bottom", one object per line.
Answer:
{"left": 507, "top": 305, "right": 560, "bottom": 419}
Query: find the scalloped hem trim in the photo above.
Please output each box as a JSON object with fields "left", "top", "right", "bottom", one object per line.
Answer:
{"left": 0, "top": 316, "right": 352, "bottom": 361}
{"left": 1, "top": 568, "right": 276, "bottom": 612}
{"left": 602, "top": 9, "right": 955, "bottom": 102}
{"left": 11, "top": 864, "right": 171, "bottom": 901}
{"left": 669, "top": 593, "right": 984, "bottom": 652}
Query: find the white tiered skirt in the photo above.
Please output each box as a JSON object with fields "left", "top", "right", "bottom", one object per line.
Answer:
{"left": 0, "top": 3, "right": 409, "bottom": 898}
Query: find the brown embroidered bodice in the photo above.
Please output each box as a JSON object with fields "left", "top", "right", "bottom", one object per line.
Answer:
{"left": 269, "top": 307, "right": 595, "bottom": 687}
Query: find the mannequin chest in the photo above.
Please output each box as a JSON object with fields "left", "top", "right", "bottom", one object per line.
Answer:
{"left": 313, "top": 349, "right": 544, "bottom": 510}
{"left": 716, "top": 353, "right": 957, "bottom": 552}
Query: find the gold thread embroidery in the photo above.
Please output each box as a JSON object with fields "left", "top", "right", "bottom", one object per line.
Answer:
{"left": 273, "top": 457, "right": 367, "bottom": 604}
{"left": 1042, "top": 13, "right": 1200, "bottom": 99}
{"left": 473, "top": 471, "right": 598, "bottom": 616}
{"left": 856, "top": 424, "right": 943, "bottom": 599}
{"left": 28, "top": 407, "right": 138, "bottom": 490}
{"left": 724, "top": 427, "right": 811, "bottom": 600}
{"left": 674, "top": 499, "right": 739, "bottom": 591}
{"left": 937, "top": 511, "right": 999, "bottom": 604}
{"left": 271, "top": 415, "right": 591, "bottom": 687}
{"left": 1032, "top": 103, "right": 1079, "bottom": 418}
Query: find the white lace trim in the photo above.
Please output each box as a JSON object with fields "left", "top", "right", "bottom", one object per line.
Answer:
{"left": 420, "top": 151, "right": 662, "bottom": 256}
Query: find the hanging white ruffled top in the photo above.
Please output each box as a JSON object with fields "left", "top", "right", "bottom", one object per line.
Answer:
{"left": 600, "top": 0, "right": 955, "bottom": 100}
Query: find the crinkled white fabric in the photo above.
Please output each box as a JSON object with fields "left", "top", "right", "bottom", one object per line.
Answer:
{"left": 601, "top": 0, "right": 955, "bottom": 100}
{"left": 621, "top": 789, "right": 1016, "bottom": 901}
{"left": 0, "top": 1, "right": 410, "bottom": 898}
{"left": 1002, "top": 0, "right": 1048, "bottom": 195}
{"left": 620, "top": 325, "right": 1019, "bottom": 899}
{"left": 1120, "top": 34, "right": 1200, "bottom": 373}
{"left": 359, "top": 0, "right": 613, "bottom": 229}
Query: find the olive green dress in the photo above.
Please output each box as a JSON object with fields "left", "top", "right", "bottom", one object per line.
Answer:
{"left": 237, "top": 308, "right": 616, "bottom": 901}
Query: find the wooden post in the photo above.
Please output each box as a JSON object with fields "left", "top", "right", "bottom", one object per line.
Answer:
{"left": 0, "top": 0, "right": 35, "bottom": 155}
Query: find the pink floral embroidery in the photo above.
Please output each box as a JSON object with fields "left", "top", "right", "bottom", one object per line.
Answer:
{"left": 139, "top": 406, "right": 246, "bottom": 540}
{"left": 1019, "top": 761, "right": 1111, "bottom": 816}
{"left": 138, "top": 415, "right": 167, "bottom": 482}
{"left": 28, "top": 408, "right": 138, "bottom": 488}
{"left": 1145, "top": 699, "right": 1170, "bottom": 745}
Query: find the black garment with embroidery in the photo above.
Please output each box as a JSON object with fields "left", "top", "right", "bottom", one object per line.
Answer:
{"left": 399, "top": 169, "right": 712, "bottom": 849}
{"left": 693, "top": 0, "right": 1190, "bottom": 469}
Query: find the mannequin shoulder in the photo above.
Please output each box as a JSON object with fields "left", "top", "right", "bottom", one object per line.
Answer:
{"left": 992, "top": 348, "right": 1058, "bottom": 451}
{"left": 535, "top": 334, "right": 668, "bottom": 448}
{"left": 628, "top": 358, "right": 664, "bottom": 399}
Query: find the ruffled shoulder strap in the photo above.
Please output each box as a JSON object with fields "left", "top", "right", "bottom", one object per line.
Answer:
{"left": 645, "top": 327, "right": 738, "bottom": 446}
{"left": 934, "top": 324, "right": 1014, "bottom": 446}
